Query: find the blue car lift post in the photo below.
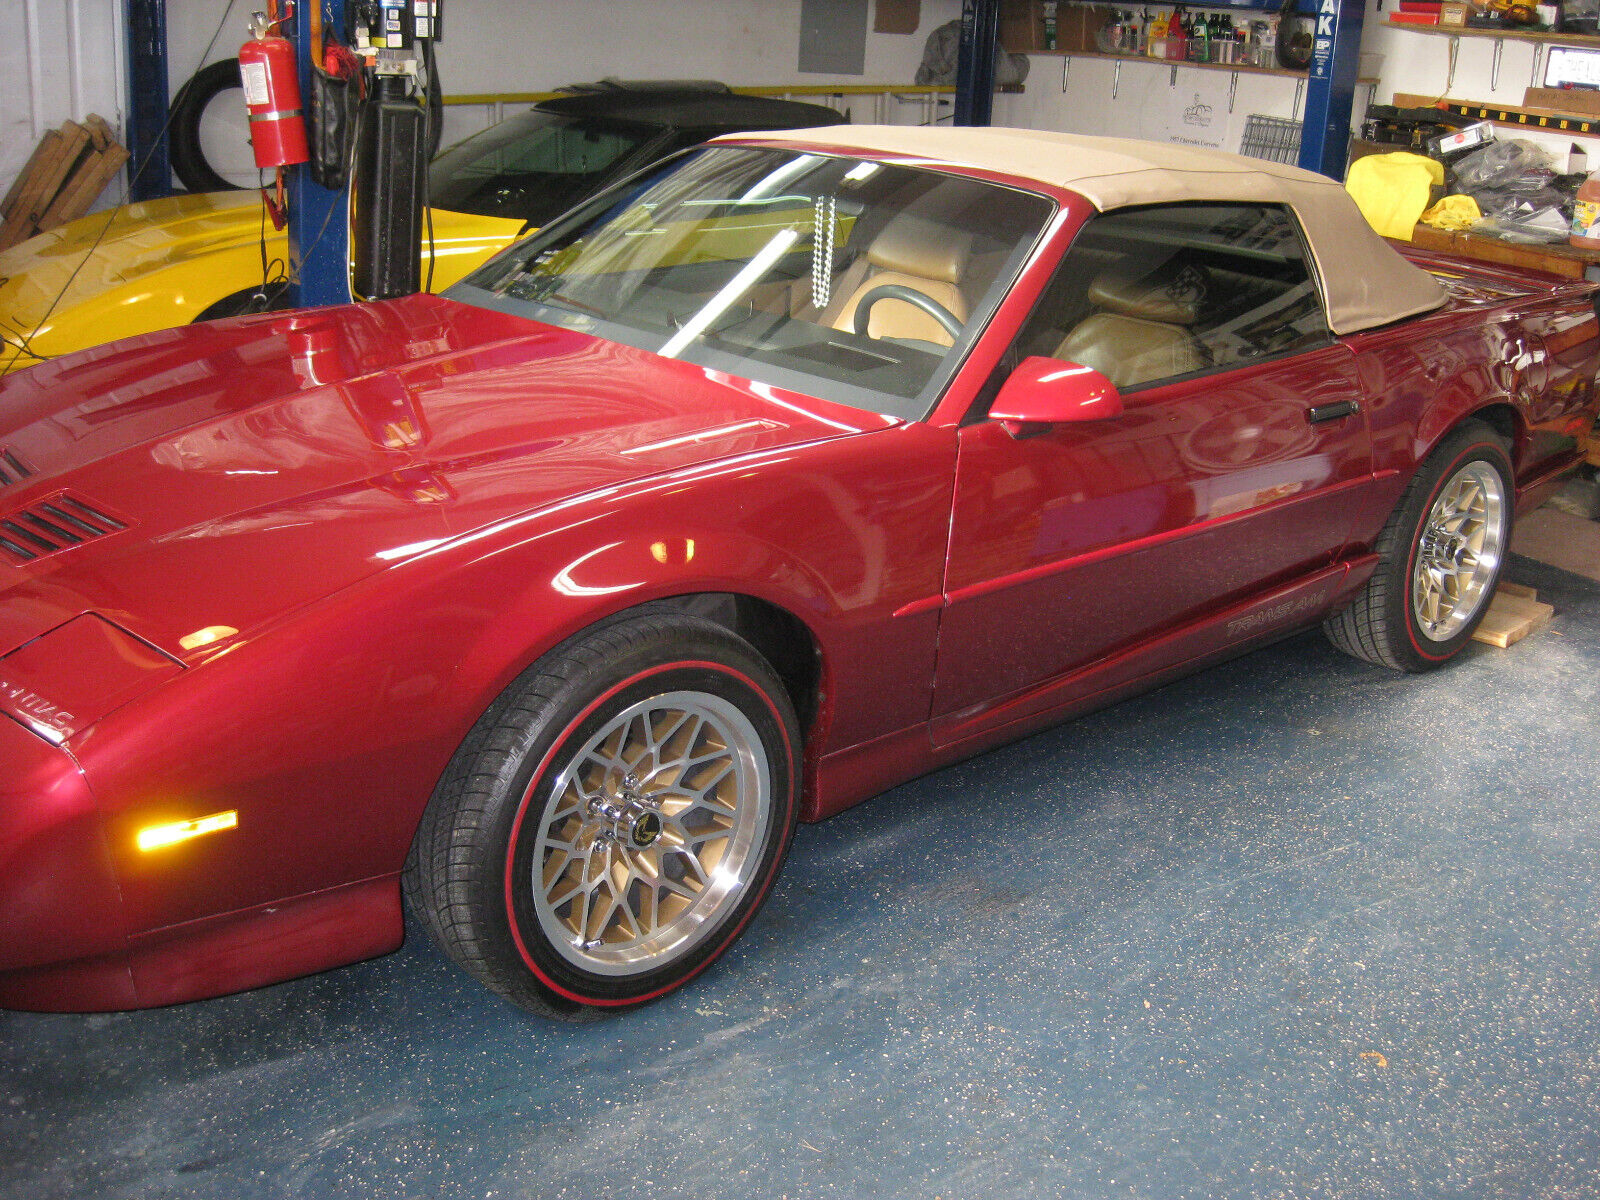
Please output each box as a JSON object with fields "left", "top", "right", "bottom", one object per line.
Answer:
{"left": 123, "top": 0, "right": 350, "bottom": 303}
{"left": 1298, "top": 0, "right": 1365, "bottom": 180}
{"left": 955, "top": 0, "right": 1001, "bottom": 127}
{"left": 285, "top": 0, "right": 353, "bottom": 307}
{"left": 124, "top": 0, "right": 171, "bottom": 202}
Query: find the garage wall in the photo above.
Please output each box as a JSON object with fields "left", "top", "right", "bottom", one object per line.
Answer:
{"left": 997, "top": 0, "right": 1600, "bottom": 166}
{"left": 12, "top": 0, "right": 1595, "bottom": 210}
{"left": 144, "top": 0, "right": 964, "bottom": 176}
{"left": 0, "top": 0, "right": 127, "bottom": 214}
{"left": 994, "top": 56, "right": 1308, "bottom": 156}
{"left": 161, "top": 0, "right": 963, "bottom": 139}
{"left": 1359, "top": 0, "right": 1600, "bottom": 165}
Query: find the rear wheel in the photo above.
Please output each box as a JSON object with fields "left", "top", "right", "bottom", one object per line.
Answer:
{"left": 404, "top": 613, "right": 800, "bottom": 1016}
{"left": 192, "top": 282, "right": 293, "bottom": 322}
{"left": 1324, "top": 421, "right": 1512, "bottom": 671}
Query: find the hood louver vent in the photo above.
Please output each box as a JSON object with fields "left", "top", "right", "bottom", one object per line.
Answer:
{"left": 0, "top": 448, "right": 33, "bottom": 488}
{"left": 0, "top": 493, "right": 127, "bottom": 564}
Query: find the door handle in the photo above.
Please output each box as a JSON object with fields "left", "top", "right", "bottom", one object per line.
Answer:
{"left": 1306, "top": 400, "right": 1360, "bottom": 425}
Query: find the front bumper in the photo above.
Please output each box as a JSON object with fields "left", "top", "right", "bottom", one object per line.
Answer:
{"left": 0, "top": 712, "right": 136, "bottom": 1009}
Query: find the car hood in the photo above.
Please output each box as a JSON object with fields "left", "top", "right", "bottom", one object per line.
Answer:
{"left": 0, "top": 192, "right": 522, "bottom": 370}
{"left": 0, "top": 293, "right": 883, "bottom": 659}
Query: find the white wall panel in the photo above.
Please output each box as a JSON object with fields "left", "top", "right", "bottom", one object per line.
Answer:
{"left": 166, "top": 0, "right": 963, "bottom": 151}
{"left": 0, "top": 0, "right": 127, "bottom": 213}
{"left": 4, "top": 0, "right": 976, "bottom": 208}
{"left": 168, "top": 0, "right": 960, "bottom": 94}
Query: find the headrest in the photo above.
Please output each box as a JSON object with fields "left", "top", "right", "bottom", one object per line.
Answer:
{"left": 1087, "top": 259, "right": 1209, "bottom": 324}
{"left": 866, "top": 214, "right": 971, "bottom": 285}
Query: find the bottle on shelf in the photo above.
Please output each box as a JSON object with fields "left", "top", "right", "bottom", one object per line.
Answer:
{"left": 1570, "top": 169, "right": 1600, "bottom": 248}
{"left": 1171, "top": 6, "right": 1189, "bottom": 60}
{"left": 1147, "top": 7, "right": 1169, "bottom": 56}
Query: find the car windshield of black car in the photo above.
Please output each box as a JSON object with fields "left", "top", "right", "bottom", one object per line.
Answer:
{"left": 428, "top": 112, "right": 661, "bottom": 223}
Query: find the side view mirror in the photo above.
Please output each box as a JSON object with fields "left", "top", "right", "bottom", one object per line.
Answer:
{"left": 990, "top": 356, "right": 1123, "bottom": 434}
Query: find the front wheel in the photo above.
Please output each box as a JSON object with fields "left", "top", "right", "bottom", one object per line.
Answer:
{"left": 404, "top": 613, "right": 800, "bottom": 1016}
{"left": 1324, "top": 421, "right": 1513, "bottom": 671}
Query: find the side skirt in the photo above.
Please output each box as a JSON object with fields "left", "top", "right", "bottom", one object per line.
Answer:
{"left": 807, "top": 556, "right": 1376, "bottom": 823}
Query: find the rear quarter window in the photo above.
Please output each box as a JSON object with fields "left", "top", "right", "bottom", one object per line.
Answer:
{"left": 1019, "top": 202, "right": 1334, "bottom": 391}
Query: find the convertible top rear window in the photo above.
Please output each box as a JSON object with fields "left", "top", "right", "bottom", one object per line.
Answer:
{"left": 450, "top": 147, "right": 1055, "bottom": 419}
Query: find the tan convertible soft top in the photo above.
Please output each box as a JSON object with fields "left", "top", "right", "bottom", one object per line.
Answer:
{"left": 724, "top": 125, "right": 1448, "bottom": 337}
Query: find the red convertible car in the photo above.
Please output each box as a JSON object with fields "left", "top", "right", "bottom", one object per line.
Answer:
{"left": 1, "top": 127, "right": 1595, "bottom": 1015}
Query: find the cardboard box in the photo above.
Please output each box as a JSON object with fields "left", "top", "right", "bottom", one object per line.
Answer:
{"left": 1000, "top": 0, "right": 1111, "bottom": 53}
{"left": 1524, "top": 86, "right": 1600, "bottom": 117}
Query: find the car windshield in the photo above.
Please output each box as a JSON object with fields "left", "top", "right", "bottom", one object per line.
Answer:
{"left": 428, "top": 111, "right": 660, "bottom": 222}
{"left": 449, "top": 147, "right": 1055, "bottom": 419}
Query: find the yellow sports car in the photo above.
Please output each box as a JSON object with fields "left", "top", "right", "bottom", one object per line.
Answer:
{"left": 0, "top": 81, "right": 844, "bottom": 376}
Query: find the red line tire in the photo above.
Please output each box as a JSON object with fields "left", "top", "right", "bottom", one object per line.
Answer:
{"left": 1324, "top": 420, "right": 1513, "bottom": 672}
{"left": 404, "top": 613, "right": 800, "bottom": 1017}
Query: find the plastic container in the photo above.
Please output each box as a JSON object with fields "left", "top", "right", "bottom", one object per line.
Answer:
{"left": 1569, "top": 171, "right": 1600, "bottom": 247}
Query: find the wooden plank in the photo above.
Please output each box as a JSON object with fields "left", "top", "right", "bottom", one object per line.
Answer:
{"left": 1407, "top": 223, "right": 1592, "bottom": 280}
{"left": 0, "top": 129, "right": 66, "bottom": 250}
{"left": 1496, "top": 581, "right": 1538, "bottom": 600}
{"left": 84, "top": 114, "right": 115, "bottom": 152}
{"left": 23, "top": 121, "right": 89, "bottom": 220}
{"left": 1472, "top": 589, "right": 1554, "bottom": 649}
{"left": 37, "top": 144, "right": 129, "bottom": 232}
{"left": 0, "top": 121, "right": 92, "bottom": 251}
{"left": 1, "top": 133, "right": 63, "bottom": 221}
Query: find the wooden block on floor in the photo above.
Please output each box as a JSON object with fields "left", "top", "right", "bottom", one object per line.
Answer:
{"left": 1, "top": 133, "right": 62, "bottom": 221}
{"left": 24, "top": 120, "right": 88, "bottom": 220}
{"left": 1472, "top": 587, "right": 1554, "bottom": 649}
{"left": 84, "top": 114, "right": 113, "bottom": 152}
{"left": 0, "top": 129, "right": 65, "bottom": 250}
{"left": 38, "top": 143, "right": 128, "bottom": 232}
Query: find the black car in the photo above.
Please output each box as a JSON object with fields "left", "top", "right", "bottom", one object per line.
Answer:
{"left": 427, "top": 79, "right": 849, "bottom": 225}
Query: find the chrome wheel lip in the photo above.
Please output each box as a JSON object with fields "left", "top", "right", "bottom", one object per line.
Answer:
{"left": 1412, "top": 459, "right": 1507, "bottom": 643}
{"left": 530, "top": 689, "right": 770, "bottom": 978}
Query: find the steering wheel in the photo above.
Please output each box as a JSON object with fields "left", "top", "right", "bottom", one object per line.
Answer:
{"left": 852, "top": 283, "right": 964, "bottom": 342}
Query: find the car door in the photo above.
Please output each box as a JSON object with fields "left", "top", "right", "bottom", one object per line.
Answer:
{"left": 932, "top": 202, "right": 1374, "bottom": 742}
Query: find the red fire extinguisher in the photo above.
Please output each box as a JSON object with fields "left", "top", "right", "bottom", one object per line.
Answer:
{"left": 239, "top": 18, "right": 309, "bottom": 169}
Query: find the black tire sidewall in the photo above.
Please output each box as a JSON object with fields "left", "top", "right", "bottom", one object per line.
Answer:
{"left": 1390, "top": 431, "right": 1513, "bottom": 668}
{"left": 490, "top": 627, "right": 798, "bottom": 1008}
{"left": 170, "top": 58, "right": 246, "bottom": 194}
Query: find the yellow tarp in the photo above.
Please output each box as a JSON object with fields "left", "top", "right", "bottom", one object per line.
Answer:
{"left": 1345, "top": 153, "right": 1446, "bottom": 241}
{"left": 1421, "top": 194, "right": 1483, "bottom": 232}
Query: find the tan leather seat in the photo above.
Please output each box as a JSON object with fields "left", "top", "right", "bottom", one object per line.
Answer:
{"left": 1055, "top": 260, "right": 1210, "bottom": 389}
{"left": 831, "top": 214, "right": 972, "bottom": 346}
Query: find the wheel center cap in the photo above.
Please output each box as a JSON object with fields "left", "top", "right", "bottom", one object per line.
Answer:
{"left": 629, "top": 811, "right": 663, "bottom": 848}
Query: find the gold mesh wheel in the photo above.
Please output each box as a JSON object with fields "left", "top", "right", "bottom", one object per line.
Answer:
{"left": 529, "top": 690, "right": 770, "bottom": 976}
{"left": 1412, "top": 460, "right": 1506, "bottom": 643}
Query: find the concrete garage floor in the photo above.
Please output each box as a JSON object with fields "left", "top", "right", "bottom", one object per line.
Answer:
{"left": 4, "top": 505, "right": 1599, "bottom": 1200}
